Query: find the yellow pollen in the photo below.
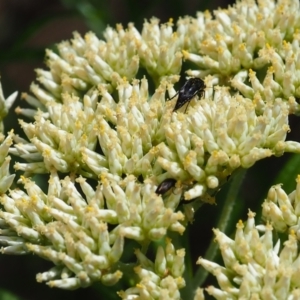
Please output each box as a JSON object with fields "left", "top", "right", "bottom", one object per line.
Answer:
{"left": 43, "top": 149, "right": 51, "bottom": 158}
{"left": 215, "top": 34, "right": 222, "bottom": 41}
{"left": 182, "top": 50, "right": 189, "bottom": 59}
{"left": 75, "top": 120, "right": 82, "bottom": 129}
{"left": 217, "top": 47, "right": 224, "bottom": 54}
{"left": 85, "top": 206, "right": 94, "bottom": 213}
{"left": 239, "top": 43, "right": 246, "bottom": 51}
{"left": 249, "top": 69, "right": 255, "bottom": 76}
{"left": 237, "top": 219, "right": 244, "bottom": 228}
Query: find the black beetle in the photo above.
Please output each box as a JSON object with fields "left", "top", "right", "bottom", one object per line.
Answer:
{"left": 169, "top": 78, "right": 206, "bottom": 113}
{"left": 155, "top": 178, "right": 177, "bottom": 195}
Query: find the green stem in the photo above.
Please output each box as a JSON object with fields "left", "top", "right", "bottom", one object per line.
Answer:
{"left": 140, "top": 239, "right": 150, "bottom": 253}
{"left": 192, "top": 168, "right": 247, "bottom": 290}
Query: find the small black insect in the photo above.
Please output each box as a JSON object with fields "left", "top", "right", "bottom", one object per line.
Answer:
{"left": 155, "top": 178, "right": 176, "bottom": 195}
{"left": 169, "top": 78, "right": 206, "bottom": 113}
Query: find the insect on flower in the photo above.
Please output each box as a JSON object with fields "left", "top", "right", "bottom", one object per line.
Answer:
{"left": 155, "top": 178, "right": 177, "bottom": 195}
{"left": 169, "top": 77, "right": 206, "bottom": 113}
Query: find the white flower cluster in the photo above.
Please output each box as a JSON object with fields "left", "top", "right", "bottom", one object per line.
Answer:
{"left": 262, "top": 175, "right": 300, "bottom": 236}
{"left": 0, "top": 170, "right": 184, "bottom": 289}
{"left": 12, "top": 75, "right": 299, "bottom": 203}
{"left": 1, "top": 0, "right": 300, "bottom": 295}
{"left": 6, "top": 73, "right": 299, "bottom": 290}
{"left": 184, "top": 0, "right": 300, "bottom": 113}
{"left": 119, "top": 239, "right": 185, "bottom": 300}
{"left": 198, "top": 210, "right": 300, "bottom": 299}
{"left": 19, "top": 18, "right": 183, "bottom": 101}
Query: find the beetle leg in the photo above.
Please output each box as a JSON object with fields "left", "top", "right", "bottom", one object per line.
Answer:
{"left": 167, "top": 91, "right": 179, "bottom": 101}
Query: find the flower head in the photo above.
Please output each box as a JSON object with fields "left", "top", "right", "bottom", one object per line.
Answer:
{"left": 198, "top": 209, "right": 300, "bottom": 299}
{"left": 119, "top": 240, "right": 185, "bottom": 299}
{"left": 2, "top": 0, "right": 300, "bottom": 295}
{"left": 184, "top": 0, "right": 300, "bottom": 113}
{"left": 262, "top": 175, "right": 300, "bottom": 235}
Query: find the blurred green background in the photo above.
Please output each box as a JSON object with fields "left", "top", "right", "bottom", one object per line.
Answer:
{"left": 1, "top": 0, "right": 300, "bottom": 299}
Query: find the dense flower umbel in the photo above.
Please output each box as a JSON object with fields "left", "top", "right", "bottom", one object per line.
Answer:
{"left": 184, "top": 0, "right": 300, "bottom": 113}
{"left": 0, "top": 171, "right": 184, "bottom": 289}
{"left": 262, "top": 175, "right": 300, "bottom": 236}
{"left": 3, "top": 0, "right": 300, "bottom": 295}
{"left": 14, "top": 0, "right": 300, "bottom": 115}
{"left": 118, "top": 239, "right": 185, "bottom": 300}
{"left": 5, "top": 75, "right": 300, "bottom": 289}
{"left": 198, "top": 210, "right": 300, "bottom": 299}
{"left": 12, "top": 76, "right": 300, "bottom": 201}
